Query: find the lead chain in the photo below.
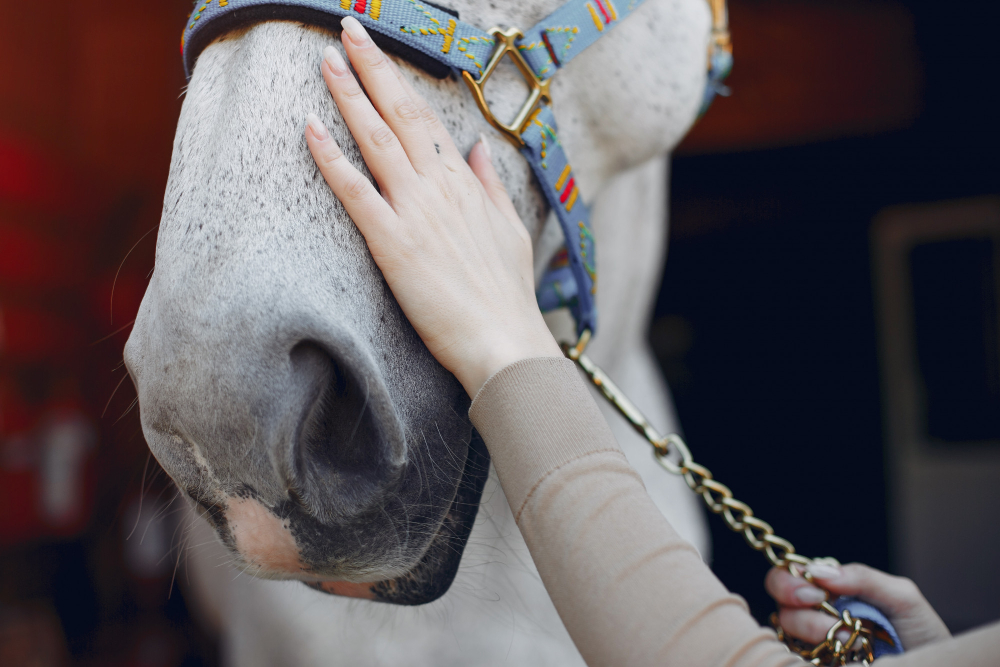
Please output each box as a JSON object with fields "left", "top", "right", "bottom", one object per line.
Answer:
{"left": 563, "top": 335, "right": 877, "bottom": 665}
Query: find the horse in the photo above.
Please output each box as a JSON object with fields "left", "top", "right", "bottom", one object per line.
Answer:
{"left": 125, "top": 0, "right": 713, "bottom": 662}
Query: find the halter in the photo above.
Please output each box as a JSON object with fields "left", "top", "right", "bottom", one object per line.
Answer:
{"left": 181, "top": 0, "right": 730, "bottom": 337}
{"left": 180, "top": 2, "right": 901, "bottom": 663}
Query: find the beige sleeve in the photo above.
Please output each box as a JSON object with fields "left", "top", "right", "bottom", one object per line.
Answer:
{"left": 469, "top": 357, "right": 1000, "bottom": 667}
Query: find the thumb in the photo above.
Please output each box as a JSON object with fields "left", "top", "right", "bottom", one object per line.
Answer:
{"left": 810, "top": 563, "right": 925, "bottom": 616}
{"left": 810, "top": 562, "right": 951, "bottom": 648}
{"left": 468, "top": 135, "right": 521, "bottom": 224}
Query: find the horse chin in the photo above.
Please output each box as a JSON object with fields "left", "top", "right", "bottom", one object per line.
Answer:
{"left": 318, "top": 429, "right": 492, "bottom": 606}
{"left": 186, "top": 430, "right": 491, "bottom": 606}
{"left": 356, "top": 430, "right": 491, "bottom": 605}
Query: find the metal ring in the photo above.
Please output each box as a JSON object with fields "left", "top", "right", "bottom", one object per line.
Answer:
{"left": 654, "top": 433, "right": 690, "bottom": 475}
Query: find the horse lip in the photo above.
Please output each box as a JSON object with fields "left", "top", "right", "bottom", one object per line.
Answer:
{"left": 310, "top": 428, "right": 492, "bottom": 605}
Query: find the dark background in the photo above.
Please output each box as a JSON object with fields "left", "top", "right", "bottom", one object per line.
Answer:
{"left": 653, "top": 0, "right": 1000, "bottom": 626}
{"left": 1, "top": 0, "right": 998, "bottom": 663}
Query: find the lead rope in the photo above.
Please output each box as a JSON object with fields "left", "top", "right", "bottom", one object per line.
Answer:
{"left": 563, "top": 331, "right": 880, "bottom": 666}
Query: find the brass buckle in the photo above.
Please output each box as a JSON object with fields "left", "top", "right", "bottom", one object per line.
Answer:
{"left": 461, "top": 27, "right": 551, "bottom": 148}
{"left": 708, "top": 0, "right": 732, "bottom": 59}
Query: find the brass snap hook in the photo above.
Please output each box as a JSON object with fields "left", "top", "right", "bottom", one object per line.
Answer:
{"left": 461, "top": 27, "right": 552, "bottom": 148}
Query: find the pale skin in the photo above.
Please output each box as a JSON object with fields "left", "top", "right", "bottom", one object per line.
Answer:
{"left": 306, "top": 15, "right": 951, "bottom": 653}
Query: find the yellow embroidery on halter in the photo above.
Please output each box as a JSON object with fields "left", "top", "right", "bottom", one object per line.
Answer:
{"left": 441, "top": 19, "right": 457, "bottom": 53}
{"left": 586, "top": 3, "right": 604, "bottom": 31}
{"left": 554, "top": 165, "right": 571, "bottom": 192}
{"left": 189, "top": 0, "right": 228, "bottom": 29}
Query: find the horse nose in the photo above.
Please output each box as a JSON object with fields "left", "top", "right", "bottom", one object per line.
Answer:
{"left": 285, "top": 341, "right": 407, "bottom": 521}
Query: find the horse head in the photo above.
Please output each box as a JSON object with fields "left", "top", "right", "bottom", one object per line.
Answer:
{"left": 124, "top": 0, "right": 709, "bottom": 604}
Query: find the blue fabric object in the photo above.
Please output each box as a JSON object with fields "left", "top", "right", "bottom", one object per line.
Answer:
{"left": 521, "top": 106, "right": 597, "bottom": 335}
{"left": 181, "top": 0, "right": 498, "bottom": 79}
{"left": 518, "top": 0, "right": 648, "bottom": 80}
{"left": 181, "top": 0, "right": 647, "bottom": 81}
{"left": 700, "top": 44, "right": 732, "bottom": 115}
{"left": 832, "top": 596, "right": 905, "bottom": 659}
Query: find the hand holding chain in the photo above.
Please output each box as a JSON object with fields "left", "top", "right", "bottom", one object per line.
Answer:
{"left": 563, "top": 331, "right": 878, "bottom": 666}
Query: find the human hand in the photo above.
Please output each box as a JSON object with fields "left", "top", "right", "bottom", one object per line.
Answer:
{"left": 305, "top": 17, "right": 562, "bottom": 397}
{"left": 766, "top": 562, "right": 951, "bottom": 651}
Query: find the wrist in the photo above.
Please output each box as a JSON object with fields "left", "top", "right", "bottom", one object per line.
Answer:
{"left": 456, "top": 324, "right": 563, "bottom": 398}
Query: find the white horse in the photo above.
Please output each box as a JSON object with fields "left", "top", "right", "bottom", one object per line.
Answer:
{"left": 127, "top": 0, "right": 713, "bottom": 663}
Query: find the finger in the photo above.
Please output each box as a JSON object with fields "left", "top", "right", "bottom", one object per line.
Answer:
{"left": 468, "top": 136, "right": 522, "bottom": 226}
{"left": 808, "top": 563, "right": 925, "bottom": 616}
{"left": 765, "top": 567, "right": 829, "bottom": 608}
{"left": 339, "top": 17, "right": 440, "bottom": 173}
{"left": 320, "top": 43, "right": 418, "bottom": 199}
{"left": 305, "top": 113, "right": 398, "bottom": 241}
{"left": 384, "top": 57, "right": 465, "bottom": 167}
{"left": 778, "top": 608, "right": 852, "bottom": 645}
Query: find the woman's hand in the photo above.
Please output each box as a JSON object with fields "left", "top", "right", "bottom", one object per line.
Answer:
{"left": 766, "top": 562, "right": 951, "bottom": 651}
{"left": 305, "top": 17, "right": 562, "bottom": 397}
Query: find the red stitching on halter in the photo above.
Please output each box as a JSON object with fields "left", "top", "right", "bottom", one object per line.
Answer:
{"left": 559, "top": 177, "right": 575, "bottom": 204}
{"left": 541, "top": 31, "right": 561, "bottom": 66}
{"left": 594, "top": 0, "right": 612, "bottom": 24}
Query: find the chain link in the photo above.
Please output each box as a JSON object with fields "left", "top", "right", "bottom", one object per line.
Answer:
{"left": 563, "top": 334, "right": 879, "bottom": 665}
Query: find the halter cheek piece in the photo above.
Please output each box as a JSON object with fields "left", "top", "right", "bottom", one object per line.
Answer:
{"left": 181, "top": 2, "right": 900, "bottom": 662}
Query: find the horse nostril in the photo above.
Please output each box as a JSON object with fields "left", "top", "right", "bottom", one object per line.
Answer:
{"left": 289, "top": 342, "right": 405, "bottom": 521}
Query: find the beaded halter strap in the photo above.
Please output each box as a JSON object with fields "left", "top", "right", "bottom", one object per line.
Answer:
{"left": 181, "top": 2, "right": 902, "bottom": 663}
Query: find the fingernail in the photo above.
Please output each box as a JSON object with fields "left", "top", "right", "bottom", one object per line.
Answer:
{"left": 341, "top": 17, "right": 369, "bottom": 44}
{"left": 479, "top": 133, "right": 492, "bottom": 161}
{"left": 795, "top": 586, "right": 828, "bottom": 605}
{"left": 306, "top": 113, "right": 329, "bottom": 140}
{"left": 807, "top": 563, "right": 843, "bottom": 580}
{"left": 324, "top": 45, "right": 347, "bottom": 75}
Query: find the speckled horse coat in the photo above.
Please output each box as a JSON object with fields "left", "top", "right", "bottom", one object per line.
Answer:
{"left": 126, "top": 0, "right": 712, "bottom": 663}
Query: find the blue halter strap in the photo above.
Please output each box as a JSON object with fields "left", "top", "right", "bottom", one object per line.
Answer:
{"left": 184, "top": 0, "right": 660, "bottom": 82}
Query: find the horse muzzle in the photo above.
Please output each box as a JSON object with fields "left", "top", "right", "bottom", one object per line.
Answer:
{"left": 123, "top": 266, "right": 480, "bottom": 595}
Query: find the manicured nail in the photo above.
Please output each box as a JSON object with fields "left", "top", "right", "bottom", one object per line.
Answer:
{"left": 324, "top": 45, "right": 347, "bottom": 75}
{"left": 795, "top": 586, "right": 828, "bottom": 605}
{"left": 341, "top": 16, "right": 369, "bottom": 44}
{"left": 306, "top": 113, "right": 329, "bottom": 140}
{"left": 479, "top": 133, "right": 492, "bottom": 161}
{"left": 807, "top": 563, "right": 843, "bottom": 580}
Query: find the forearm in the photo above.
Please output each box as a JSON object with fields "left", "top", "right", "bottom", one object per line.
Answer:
{"left": 469, "top": 357, "right": 1000, "bottom": 666}
{"left": 469, "top": 357, "right": 800, "bottom": 667}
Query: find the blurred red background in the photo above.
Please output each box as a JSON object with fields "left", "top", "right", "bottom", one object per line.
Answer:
{"left": 1, "top": 2, "right": 211, "bottom": 665}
